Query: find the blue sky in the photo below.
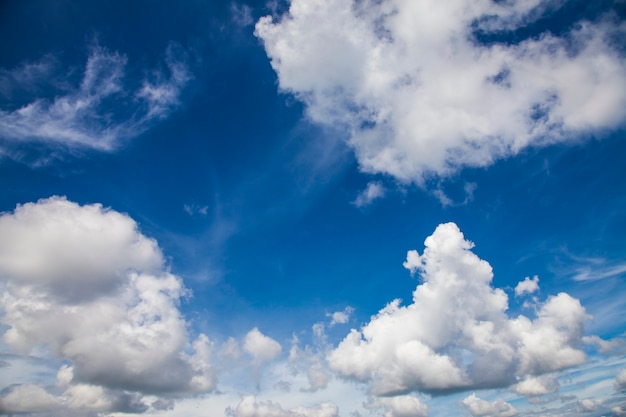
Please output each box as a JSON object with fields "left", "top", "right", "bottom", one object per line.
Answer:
{"left": 0, "top": 0, "right": 625, "bottom": 416}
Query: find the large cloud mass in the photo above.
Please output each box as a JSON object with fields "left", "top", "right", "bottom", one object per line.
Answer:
{"left": 256, "top": 0, "right": 626, "bottom": 181}
{"left": 328, "top": 222, "right": 589, "bottom": 395}
{"left": 0, "top": 197, "right": 215, "bottom": 409}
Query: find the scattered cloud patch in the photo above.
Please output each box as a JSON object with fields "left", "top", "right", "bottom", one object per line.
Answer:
{"left": 328, "top": 223, "right": 590, "bottom": 396}
{"left": 226, "top": 395, "right": 339, "bottom": 417}
{"left": 461, "top": 393, "right": 517, "bottom": 417}
{"left": 288, "top": 334, "right": 332, "bottom": 393}
{"left": 582, "top": 335, "right": 626, "bottom": 355}
{"left": 368, "top": 395, "right": 428, "bottom": 417}
{"left": 256, "top": 0, "right": 626, "bottom": 183}
{"left": 511, "top": 375, "right": 559, "bottom": 397}
{"left": 515, "top": 275, "right": 540, "bottom": 296}
{"left": 353, "top": 181, "right": 385, "bottom": 207}
{"left": 0, "top": 197, "right": 216, "bottom": 411}
{"left": 328, "top": 306, "right": 354, "bottom": 327}
{"left": 0, "top": 43, "right": 190, "bottom": 155}
{"left": 231, "top": 3, "right": 254, "bottom": 27}
{"left": 184, "top": 203, "right": 209, "bottom": 216}
{"left": 577, "top": 398, "right": 598, "bottom": 412}
{"left": 616, "top": 369, "right": 626, "bottom": 391}
{"left": 244, "top": 327, "right": 282, "bottom": 365}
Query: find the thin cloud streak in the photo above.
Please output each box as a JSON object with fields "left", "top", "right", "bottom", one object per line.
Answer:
{"left": 0, "top": 43, "right": 190, "bottom": 154}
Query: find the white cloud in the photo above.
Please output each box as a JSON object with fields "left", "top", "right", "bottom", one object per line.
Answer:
{"left": 244, "top": 328, "right": 282, "bottom": 364}
{"left": 353, "top": 181, "right": 385, "bottom": 207}
{"left": 515, "top": 275, "right": 540, "bottom": 296}
{"left": 226, "top": 395, "right": 338, "bottom": 417}
{"left": 368, "top": 395, "right": 428, "bottom": 417}
{"left": 570, "top": 262, "right": 626, "bottom": 282}
{"left": 511, "top": 375, "right": 559, "bottom": 396}
{"left": 462, "top": 393, "right": 517, "bottom": 417}
{"left": 328, "top": 222, "right": 590, "bottom": 395}
{"left": 582, "top": 335, "right": 625, "bottom": 354}
{"left": 328, "top": 306, "right": 354, "bottom": 327}
{"left": 0, "top": 43, "right": 190, "bottom": 154}
{"left": 0, "top": 384, "right": 60, "bottom": 413}
{"left": 256, "top": 0, "right": 626, "bottom": 183}
{"left": 184, "top": 203, "right": 209, "bottom": 216}
{"left": 288, "top": 336, "right": 332, "bottom": 393}
{"left": 0, "top": 197, "right": 216, "bottom": 407}
{"left": 577, "top": 398, "right": 598, "bottom": 412}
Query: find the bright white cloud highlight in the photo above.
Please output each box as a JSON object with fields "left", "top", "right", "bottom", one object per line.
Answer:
{"left": 0, "top": 43, "right": 190, "bottom": 153}
{"left": 226, "top": 395, "right": 338, "bottom": 417}
{"left": 244, "top": 327, "right": 282, "bottom": 364}
{"left": 328, "top": 222, "right": 590, "bottom": 395}
{"left": 0, "top": 197, "right": 215, "bottom": 408}
{"left": 510, "top": 375, "right": 559, "bottom": 396}
{"left": 462, "top": 393, "right": 517, "bottom": 417}
{"left": 328, "top": 306, "right": 354, "bottom": 327}
{"left": 256, "top": 0, "right": 626, "bottom": 182}
{"left": 515, "top": 275, "right": 540, "bottom": 296}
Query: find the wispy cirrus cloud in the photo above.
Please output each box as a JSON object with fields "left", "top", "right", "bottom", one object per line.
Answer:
{"left": 256, "top": 0, "right": 626, "bottom": 183}
{"left": 353, "top": 181, "right": 385, "bottom": 208}
{"left": 0, "top": 43, "right": 190, "bottom": 155}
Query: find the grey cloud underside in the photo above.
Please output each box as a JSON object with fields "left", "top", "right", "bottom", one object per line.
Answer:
{"left": 256, "top": 0, "right": 626, "bottom": 182}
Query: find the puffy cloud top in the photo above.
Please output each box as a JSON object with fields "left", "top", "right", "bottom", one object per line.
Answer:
{"left": 0, "top": 197, "right": 215, "bottom": 404}
{"left": 461, "top": 393, "right": 517, "bottom": 417}
{"left": 328, "top": 222, "right": 589, "bottom": 395}
{"left": 0, "top": 196, "right": 163, "bottom": 303}
{"left": 244, "top": 327, "right": 283, "bottom": 364}
{"left": 256, "top": 0, "right": 626, "bottom": 182}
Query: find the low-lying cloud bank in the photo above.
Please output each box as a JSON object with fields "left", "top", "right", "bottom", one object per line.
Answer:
{"left": 256, "top": 0, "right": 626, "bottom": 182}
{"left": 0, "top": 198, "right": 620, "bottom": 416}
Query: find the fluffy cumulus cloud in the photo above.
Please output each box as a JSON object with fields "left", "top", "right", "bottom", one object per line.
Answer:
{"left": 328, "top": 222, "right": 590, "bottom": 396}
{"left": 328, "top": 306, "right": 354, "bottom": 327}
{"left": 515, "top": 276, "right": 540, "bottom": 296}
{"left": 462, "top": 393, "right": 517, "bottom": 417}
{"left": 226, "top": 395, "right": 338, "bottom": 417}
{"left": 256, "top": 0, "right": 626, "bottom": 182}
{"left": 0, "top": 197, "right": 215, "bottom": 412}
{"left": 369, "top": 395, "right": 428, "bottom": 417}
{"left": 244, "top": 327, "right": 283, "bottom": 364}
{"left": 0, "top": 384, "right": 60, "bottom": 414}
{"left": 510, "top": 375, "right": 559, "bottom": 397}
{"left": 0, "top": 43, "right": 190, "bottom": 153}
